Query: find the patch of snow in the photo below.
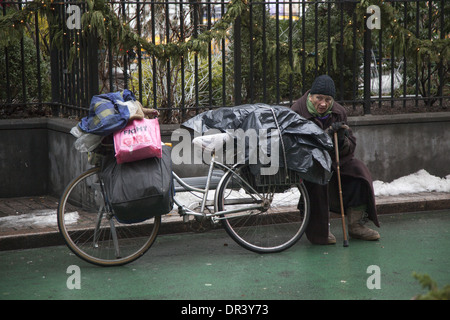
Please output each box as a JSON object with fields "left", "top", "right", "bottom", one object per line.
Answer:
{"left": 373, "top": 169, "right": 450, "bottom": 196}
{"left": 0, "top": 210, "right": 79, "bottom": 228}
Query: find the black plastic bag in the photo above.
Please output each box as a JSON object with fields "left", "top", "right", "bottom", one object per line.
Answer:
{"left": 181, "top": 104, "right": 333, "bottom": 185}
{"left": 101, "top": 145, "right": 174, "bottom": 223}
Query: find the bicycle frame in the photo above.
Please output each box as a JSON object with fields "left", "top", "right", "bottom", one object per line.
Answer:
{"left": 171, "top": 151, "right": 265, "bottom": 222}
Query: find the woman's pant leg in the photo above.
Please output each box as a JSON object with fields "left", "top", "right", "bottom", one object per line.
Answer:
{"left": 303, "top": 181, "right": 330, "bottom": 244}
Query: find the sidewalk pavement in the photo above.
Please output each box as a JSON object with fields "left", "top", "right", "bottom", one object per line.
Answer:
{"left": 0, "top": 192, "right": 449, "bottom": 251}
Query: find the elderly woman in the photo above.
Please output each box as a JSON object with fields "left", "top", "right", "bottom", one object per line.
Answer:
{"left": 291, "top": 75, "right": 380, "bottom": 245}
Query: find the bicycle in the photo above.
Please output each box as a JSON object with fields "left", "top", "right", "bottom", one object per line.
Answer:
{"left": 57, "top": 133, "right": 310, "bottom": 267}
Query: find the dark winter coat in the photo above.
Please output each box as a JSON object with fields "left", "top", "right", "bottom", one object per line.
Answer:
{"left": 291, "top": 91, "right": 379, "bottom": 244}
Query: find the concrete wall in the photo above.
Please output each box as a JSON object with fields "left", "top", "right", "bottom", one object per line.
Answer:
{"left": 0, "top": 118, "right": 89, "bottom": 198}
{"left": 46, "top": 119, "right": 91, "bottom": 198}
{"left": 349, "top": 112, "right": 450, "bottom": 182}
{"left": 1, "top": 112, "right": 449, "bottom": 198}
{"left": 0, "top": 119, "right": 49, "bottom": 197}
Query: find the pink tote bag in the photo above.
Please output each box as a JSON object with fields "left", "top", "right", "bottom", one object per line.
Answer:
{"left": 114, "top": 118, "right": 162, "bottom": 164}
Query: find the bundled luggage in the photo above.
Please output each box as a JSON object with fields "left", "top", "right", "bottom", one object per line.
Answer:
{"left": 71, "top": 90, "right": 173, "bottom": 223}
{"left": 101, "top": 145, "right": 174, "bottom": 224}
{"left": 182, "top": 104, "right": 333, "bottom": 185}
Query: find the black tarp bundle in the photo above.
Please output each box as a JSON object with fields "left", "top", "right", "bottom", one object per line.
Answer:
{"left": 181, "top": 104, "right": 333, "bottom": 185}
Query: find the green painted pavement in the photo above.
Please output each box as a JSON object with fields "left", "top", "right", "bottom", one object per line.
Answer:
{"left": 1, "top": 210, "right": 449, "bottom": 300}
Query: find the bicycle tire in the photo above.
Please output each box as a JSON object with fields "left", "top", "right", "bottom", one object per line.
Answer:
{"left": 57, "top": 167, "right": 161, "bottom": 266}
{"left": 216, "top": 164, "right": 310, "bottom": 253}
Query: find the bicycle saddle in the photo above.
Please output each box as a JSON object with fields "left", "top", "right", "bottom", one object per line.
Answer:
{"left": 192, "top": 132, "right": 233, "bottom": 152}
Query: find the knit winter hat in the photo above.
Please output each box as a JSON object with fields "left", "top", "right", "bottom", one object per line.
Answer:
{"left": 310, "top": 75, "right": 336, "bottom": 98}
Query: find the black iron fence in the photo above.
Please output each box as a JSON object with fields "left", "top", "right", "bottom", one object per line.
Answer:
{"left": 1, "top": 0, "right": 448, "bottom": 122}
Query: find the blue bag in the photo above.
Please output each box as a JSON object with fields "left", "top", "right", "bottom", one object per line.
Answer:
{"left": 78, "top": 90, "right": 136, "bottom": 136}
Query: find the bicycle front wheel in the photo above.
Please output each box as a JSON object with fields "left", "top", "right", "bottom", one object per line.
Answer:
{"left": 57, "top": 167, "right": 160, "bottom": 266}
{"left": 216, "top": 165, "right": 310, "bottom": 253}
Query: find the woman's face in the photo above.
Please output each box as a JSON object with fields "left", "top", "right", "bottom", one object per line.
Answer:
{"left": 309, "top": 94, "right": 333, "bottom": 114}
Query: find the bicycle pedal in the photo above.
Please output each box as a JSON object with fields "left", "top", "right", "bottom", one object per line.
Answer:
{"left": 178, "top": 206, "right": 187, "bottom": 216}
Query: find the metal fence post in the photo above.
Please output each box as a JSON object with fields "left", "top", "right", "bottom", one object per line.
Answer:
{"left": 50, "top": 49, "right": 60, "bottom": 116}
{"left": 49, "top": 5, "right": 60, "bottom": 117}
{"left": 234, "top": 14, "right": 242, "bottom": 106}
{"left": 87, "top": 35, "right": 99, "bottom": 101}
{"left": 363, "top": 14, "right": 372, "bottom": 115}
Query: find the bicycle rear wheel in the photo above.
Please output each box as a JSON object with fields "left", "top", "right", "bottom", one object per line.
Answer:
{"left": 216, "top": 165, "right": 309, "bottom": 253}
{"left": 57, "top": 167, "right": 160, "bottom": 266}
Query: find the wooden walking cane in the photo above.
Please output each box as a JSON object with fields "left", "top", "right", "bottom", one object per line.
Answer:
{"left": 334, "top": 129, "right": 349, "bottom": 247}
